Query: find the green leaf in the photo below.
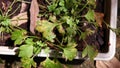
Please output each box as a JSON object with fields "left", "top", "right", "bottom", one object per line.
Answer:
{"left": 1, "top": 19, "right": 11, "bottom": 26}
{"left": 82, "top": 45, "right": 98, "bottom": 60}
{"left": 57, "top": 24, "right": 65, "bottom": 35}
{"left": 48, "top": 3, "right": 57, "bottom": 12}
{"left": 80, "top": 29, "right": 95, "bottom": 40}
{"left": 41, "top": 58, "right": 63, "bottom": 68}
{"left": 21, "top": 57, "right": 36, "bottom": 68}
{"left": 25, "top": 38, "right": 34, "bottom": 46}
{"left": 85, "top": 9, "right": 95, "bottom": 22}
{"left": 0, "top": 27, "right": 5, "bottom": 32}
{"left": 44, "top": 47, "right": 50, "bottom": 54}
{"left": 36, "top": 41, "right": 47, "bottom": 47}
{"left": 63, "top": 42, "right": 77, "bottom": 61}
{"left": 59, "top": 0, "right": 65, "bottom": 7}
{"left": 19, "top": 45, "right": 33, "bottom": 58}
{"left": 87, "top": 0, "right": 96, "bottom": 6}
{"left": 36, "top": 20, "right": 57, "bottom": 42}
{"left": 11, "top": 29, "right": 27, "bottom": 45}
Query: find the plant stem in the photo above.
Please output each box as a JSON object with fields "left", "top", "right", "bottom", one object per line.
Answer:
{"left": 6, "top": 0, "right": 17, "bottom": 16}
{"left": 79, "top": 3, "right": 88, "bottom": 13}
{"left": 8, "top": 5, "right": 21, "bottom": 17}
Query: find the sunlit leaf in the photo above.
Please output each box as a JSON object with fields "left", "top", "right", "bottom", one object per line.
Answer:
{"left": 19, "top": 45, "right": 33, "bottom": 58}
{"left": 63, "top": 42, "right": 77, "bottom": 61}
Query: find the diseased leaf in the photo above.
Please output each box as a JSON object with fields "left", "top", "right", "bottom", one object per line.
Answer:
{"left": 36, "top": 20, "right": 57, "bottom": 42}
{"left": 19, "top": 45, "right": 33, "bottom": 58}
{"left": 30, "top": 0, "right": 39, "bottom": 34}
{"left": 82, "top": 45, "right": 98, "bottom": 60}
{"left": 63, "top": 42, "right": 77, "bottom": 61}
{"left": 85, "top": 9, "right": 95, "bottom": 22}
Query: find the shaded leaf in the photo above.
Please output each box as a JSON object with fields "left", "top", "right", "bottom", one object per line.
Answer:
{"left": 82, "top": 45, "right": 98, "bottom": 60}
{"left": 30, "top": 0, "right": 39, "bottom": 34}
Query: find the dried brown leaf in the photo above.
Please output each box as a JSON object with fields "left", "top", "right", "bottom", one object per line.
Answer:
{"left": 95, "top": 12, "right": 104, "bottom": 27}
{"left": 30, "top": 0, "right": 39, "bottom": 34}
{"left": 11, "top": 12, "right": 28, "bottom": 26}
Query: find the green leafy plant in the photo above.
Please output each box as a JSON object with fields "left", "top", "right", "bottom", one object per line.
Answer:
{"left": 1, "top": 0, "right": 118, "bottom": 68}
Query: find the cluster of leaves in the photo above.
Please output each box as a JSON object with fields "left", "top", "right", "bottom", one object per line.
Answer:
{"left": 0, "top": 0, "right": 112, "bottom": 68}
{"left": 35, "top": 0, "right": 98, "bottom": 68}
{"left": 10, "top": 0, "right": 98, "bottom": 68}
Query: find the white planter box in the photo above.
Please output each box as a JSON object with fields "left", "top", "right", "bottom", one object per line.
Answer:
{"left": 0, "top": 0, "right": 117, "bottom": 60}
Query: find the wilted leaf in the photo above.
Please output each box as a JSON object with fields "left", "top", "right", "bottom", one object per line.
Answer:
{"left": 85, "top": 9, "right": 95, "bottom": 22}
{"left": 19, "top": 45, "right": 33, "bottom": 58}
{"left": 30, "top": 0, "right": 39, "bottom": 34}
{"left": 95, "top": 12, "right": 104, "bottom": 27}
{"left": 36, "top": 20, "right": 57, "bottom": 42}
{"left": 82, "top": 45, "right": 98, "bottom": 60}
{"left": 11, "top": 12, "right": 28, "bottom": 26}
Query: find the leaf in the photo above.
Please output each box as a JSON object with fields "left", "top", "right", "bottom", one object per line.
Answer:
{"left": 41, "top": 58, "right": 63, "bottom": 68}
{"left": 80, "top": 29, "right": 95, "bottom": 40}
{"left": 57, "top": 24, "right": 65, "bottom": 35}
{"left": 19, "top": 45, "right": 33, "bottom": 58}
{"left": 63, "top": 42, "right": 77, "bottom": 61}
{"left": 59, "top": 0, "right": 65, "bottom": 7}
{"left": 1, "top": 19, "right": 11, "bottom": 26}
{"left": 21, "top": 57, "right": 36, "bottom": 68}
{"left": 95, "top": 12, "right": 104, "bottom": 27}
{"left": 87, "top": 0, "right": 96, "bottom": 6}
{"left": 25, "top": 38, "right": 34, "bottom": 46}
{"left": 36, "top": 41, "right": 47, "bottom": 47}
{"left": 30, "top": 0, "right": 39, "bottom": 34}
{"left": 44, "top": 47, "right": 50, "bottom": 54}
{"left": 36, "top": 20, "right": 57, "bottom": 42}
{"left": 11, "top": 29, "right": 27, "bottom": 45}
{"left": 48, "top": 3, "right": 57, "bottom": 12}
{"left": 11, "top": 12, "right": 28, "bottom": 26}
{"left": 82, "top": 45, "right": 98, "bottom": 60}
{"left": 85, "top": 9, "right": 95, "bottom": 22}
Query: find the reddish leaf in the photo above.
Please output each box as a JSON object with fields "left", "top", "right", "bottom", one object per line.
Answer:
{"left": 95, "top": 12, "right": 104, "bottom": 27}
{"left": 30, "top": 0, "right": 39, "bottom": 34}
